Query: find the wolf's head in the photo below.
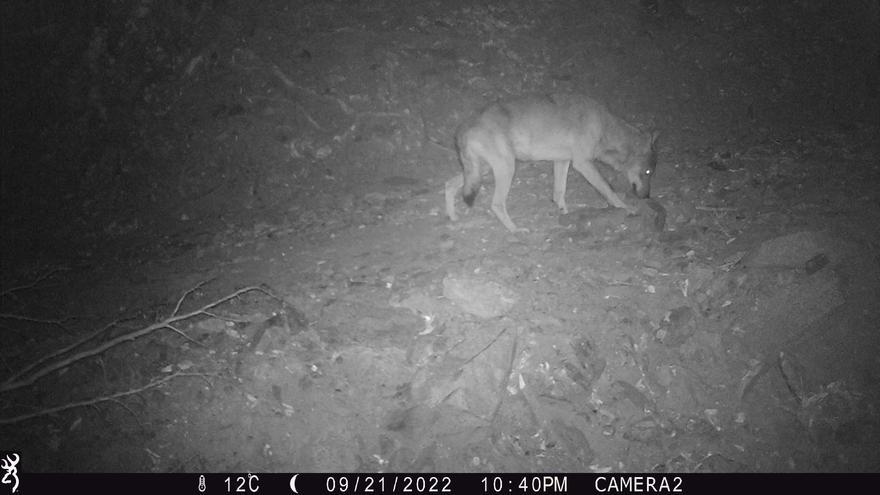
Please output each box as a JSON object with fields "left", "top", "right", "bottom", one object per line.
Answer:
{"left": 625, "top": 130, "right": 659, "bottom": 199}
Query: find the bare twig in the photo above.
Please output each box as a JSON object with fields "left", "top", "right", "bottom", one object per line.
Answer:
{"left": 106, "top": 397, "right": 143, "bottom": 428}
{"left": 489, "top": 332, "right": 518, "bottom": 424}
{"left": 696, "top": 205, "right": 738, "bottom": 212}
{"left": 200, "top": 311, "right": 249, "bottom": 323}
{"left": 462, "top": 328, "right": 509, "bottom": 367}
{"left": 296, "top": 103, "right": 326, "bottom": 131}
{"left": 249, "top": 96, "right": 326, "bottom": 131}
{"left": 164, "top": 324, "right": 206, "bottom": 348}
{"left": 0, "top": 372, "right": 213, "bottom": 425}
{"left": 271, "top": 64, "right": 354, "bottom": 115}
{"left": 0, "top": 313, "right": 73, "bottom": 330}
{"left": 1, "top": 286, "right": 267, "bottom": 393}
{"left": 0, "top": 267, "right": 69, "bottom": 298}
{"left": 173, "top": 279, "right": 214, "bottom": 316}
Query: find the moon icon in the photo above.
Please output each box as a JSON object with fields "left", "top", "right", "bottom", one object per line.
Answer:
{"left": 290, "top": 474, "right": 299, "bottom": 493}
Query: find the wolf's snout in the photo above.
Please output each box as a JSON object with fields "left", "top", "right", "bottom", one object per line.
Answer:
{"left": 632, "top": 181, "right": 651, "bottom": 199}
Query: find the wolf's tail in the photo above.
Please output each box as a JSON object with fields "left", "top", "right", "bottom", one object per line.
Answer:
{"left": 461, "top": 155, "right": 482, "bottom": 206}
{"left": 458, "top": 134, "right": 482, "bottom": 206}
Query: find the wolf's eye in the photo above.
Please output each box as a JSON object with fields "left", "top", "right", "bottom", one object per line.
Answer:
{"left": 644, "top": 169, "right": 652, "bottom": 175}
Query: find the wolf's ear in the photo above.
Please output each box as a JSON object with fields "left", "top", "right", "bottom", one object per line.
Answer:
{"left": 649, "top": 130, "right": 660, "bottom": 149}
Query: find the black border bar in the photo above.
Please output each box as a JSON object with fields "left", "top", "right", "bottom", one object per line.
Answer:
{"left": 13, "top": 473, "right": 880, "bottom": 495}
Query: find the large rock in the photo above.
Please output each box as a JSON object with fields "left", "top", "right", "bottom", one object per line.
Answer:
{"left": 743, "top": 231, "right": 848, "bottom": 269}
{"left": 742, "top": 269, "right": 844, "bottom": 353}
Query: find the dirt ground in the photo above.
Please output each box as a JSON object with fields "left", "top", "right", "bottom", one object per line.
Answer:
{"left": 2, "top": 0, "right": 879, "bottom": 473}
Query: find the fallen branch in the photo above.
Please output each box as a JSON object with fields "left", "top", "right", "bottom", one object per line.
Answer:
{"left": 0, "top": 372, "right": 213, "bottom": 425}
{"left": 0, "top": 285, "right": 268, "bottom": 393}
{"left": 4, "top": 319, "right": 127, "bottom": 386}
